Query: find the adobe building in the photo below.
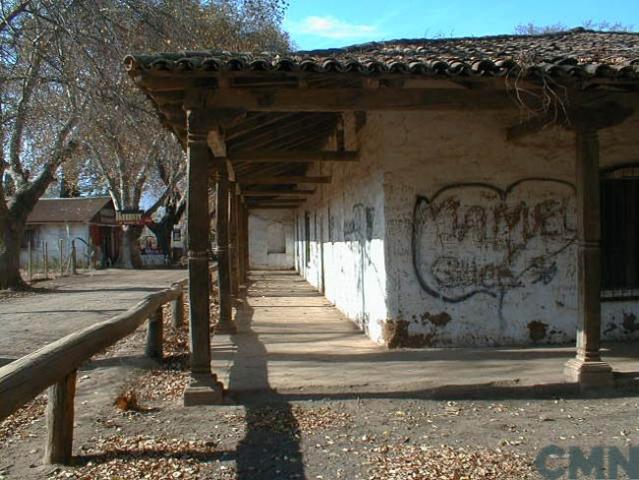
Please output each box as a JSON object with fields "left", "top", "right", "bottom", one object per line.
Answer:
{"left": 126, "top": 29, "right": 639, "bottom": 397}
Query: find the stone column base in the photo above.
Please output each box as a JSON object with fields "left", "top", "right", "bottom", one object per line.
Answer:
{"left": 183, "top": 374, "right": 224, "bottom": 406}
{"left": 564, "top": 358, "right": 614, "bottom": 389}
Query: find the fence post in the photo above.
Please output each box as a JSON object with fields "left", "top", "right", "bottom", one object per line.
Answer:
{"left": 28, "top": 241, "right": 33, "bottom": 282}
{"left": 59, "top": 239, "right": 64, "bottom": 277}
{"left": 70, "top": 240, "right": 77, "bottom": 275}
{"left": 171, "top": 290, "right": 185, "bottom": 329}
{"left": 44, "top": 370, "right": 77, "bottom": 465}
{"left": 44, "top": 242, "right": 48, "bottom": 279}
{"left": 145, "top": 307, "right": 164, "bottom": 360}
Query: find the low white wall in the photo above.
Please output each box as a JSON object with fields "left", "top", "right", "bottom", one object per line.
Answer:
{"left": 249, "top": 209, "right": 295, "bottom": 270}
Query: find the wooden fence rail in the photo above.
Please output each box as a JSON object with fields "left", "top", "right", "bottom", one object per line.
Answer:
{"left": 0, "top": 272, "right": 205, "bottom": 465}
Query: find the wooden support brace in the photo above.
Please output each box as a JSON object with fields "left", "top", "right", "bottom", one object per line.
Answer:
{"left": 145, "top": 307, "right": 164, "bottom": 360}
{"left": 44, "top": 370, "right": 76, "bottom": 465}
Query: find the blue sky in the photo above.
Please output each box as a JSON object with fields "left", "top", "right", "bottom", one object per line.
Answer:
{"left": 284, "top": 0, "right": 638, "bottom": 51}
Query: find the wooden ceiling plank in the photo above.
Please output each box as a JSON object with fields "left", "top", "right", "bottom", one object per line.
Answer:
{"left": 229, "top": 114, "right": 336, "bottom": 152}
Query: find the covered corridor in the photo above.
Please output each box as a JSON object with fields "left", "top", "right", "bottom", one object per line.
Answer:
{"left": 212, "top": 271, "right": 639, "bottom": 398}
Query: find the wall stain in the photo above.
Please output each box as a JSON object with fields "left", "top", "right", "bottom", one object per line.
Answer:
{"left": 527, "top": 320, "right": 548, "bottom": 341}
{"left": 421, "top": 311, "right": 452, "bottom": 327}
{"left": 623, "top": 313, "right": 638, "bottom": 332}
{"left": 383, "top": 319, "right": 434, "bottom": 348}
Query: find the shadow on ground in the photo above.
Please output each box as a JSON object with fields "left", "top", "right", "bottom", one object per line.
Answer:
{"left": 229, "top": 302, "right": 306, "bottom": 480}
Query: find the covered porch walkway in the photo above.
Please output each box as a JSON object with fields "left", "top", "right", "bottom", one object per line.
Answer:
{"left": 213, "top": 271, "right": 639, "bottom": 398}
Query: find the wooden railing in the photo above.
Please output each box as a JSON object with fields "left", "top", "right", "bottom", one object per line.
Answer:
{"left": 0, "top": 274, "right": 201, "bottom": 465}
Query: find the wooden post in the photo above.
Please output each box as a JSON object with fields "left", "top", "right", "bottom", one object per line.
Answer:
{"left": 242, "top": 204, "right": 250, "bottom": 282}
{"left": 183, "top": 110, "right": 223, "bottom": 406}
{"left": 145, "top": 307, "right": 164, "bottom": 360}
{"left": 44, "top": 370, "right": 76, "bottom": 464}
{"left": 214, "top": 162, "right": 237, "bottom": 334}
{"left": 43, "top": 242, "right": 48, "bottom": 279}
{"left": 28, "top": 241, "right": 33, "bottom": 282}
{"left": 171, "top": 291, "right": 185, "bottom": 329}
{"left": 237, "top": 199, "right": 246, "bottom": 288}
{"left": 564, "top": 129, "right": 614, "bottom": 388}
{"left": 59, "top": 239, "right": 64, "bottom": 277}
{"left": 229, "top": 184, "right": 240, "bottom": 298}
{"left": 70, "top": 240, "right": 77, "bottom": 275}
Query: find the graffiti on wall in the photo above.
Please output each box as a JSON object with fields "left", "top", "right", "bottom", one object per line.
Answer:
{"left": 412, "top": 179, "right": 577, "bottom": 306}
{"left": 344, "top": 203, "right": 375, "bottom": 242}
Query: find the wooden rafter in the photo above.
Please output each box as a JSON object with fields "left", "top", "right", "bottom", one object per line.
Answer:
{"left": 229, "top": 114, "right": 336, "bottom": 152}
{"left": 238, "top": 176, "right": 331, "bottom": 185}
{"left": 243, "top": 190, "right": 315, "bottom": 197}
{"left": 230, "top": 151, "right": 357, "bottom": 163}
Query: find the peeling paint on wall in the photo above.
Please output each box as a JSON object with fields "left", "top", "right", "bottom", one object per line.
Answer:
{"left": 527, "top": 320, "right": 548, "bottom": 341}
{"left": 383, "top": 319, "right": 435, "bottom": 348}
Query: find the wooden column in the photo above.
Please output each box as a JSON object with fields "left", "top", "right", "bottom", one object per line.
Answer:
{"left": 183, "top": 110, "right": 223, "bottom": 406}
{"left": 243, "top": 204, "right": 250, "bottom": 281}
{"left": 214, "top": 161, "right": 237, "bottom": 334}
{"left": 564, "top": 129, "right": 614, "bottom": 388}
{"left": 231, "top": 185, "right": 242, "bottom": 297}
{"left": 237, "top": 200, "right": 247, "bottom": 287}
{"left": 44, "top": 370, "right": 76, "bottom": 464}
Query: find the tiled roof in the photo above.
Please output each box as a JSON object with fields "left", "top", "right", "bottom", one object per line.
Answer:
{"left": 27, "top": 197, "right": 113, "bottom": 224}
{"left": 125, "top": 29, "right": 639, "bottom": 80}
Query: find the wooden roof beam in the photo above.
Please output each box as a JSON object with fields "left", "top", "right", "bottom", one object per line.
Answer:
{"left": 246, "top": 200, "right": 306, "bottom": 206}
{"left": 230, "top": 151, "right": 357, "bottom": 163}
{"left": 243, "top": 190, "right": 315, "bottom": 197}
{"left": 202, "top": 88, "right": 514, "bottom": 112}
{"left": 238, "top": 176, "right": 332, "bottom": 185}
{"left": 247, "top": 205, "right": 299, "bottom": 210}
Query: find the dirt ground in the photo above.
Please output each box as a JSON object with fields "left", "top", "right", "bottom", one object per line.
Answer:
{"left": 2, "top": 272, "right": 639, "bottom": 479}
{"left": 2, "top": 310, "right": 639, "bottom": 480}
{"left": 0, "top": 269, "right": 186, "bottom": 361}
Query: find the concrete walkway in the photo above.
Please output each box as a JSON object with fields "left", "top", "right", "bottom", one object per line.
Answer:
{"left": 213, "top": 271, "right": 639, "bottom": 397}
{"left": 0, "top": 269, "right": 185, "bottom": 362}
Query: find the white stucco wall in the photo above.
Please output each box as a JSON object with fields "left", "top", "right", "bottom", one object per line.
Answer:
{"left": 378, "top": 110, "right": 639, "bottom": 347}
{"left": 294, "top": 116, "right": 388, "bottom": 343}
{"left": 20, "top": 223, "right": 91, "bottom": 268}
{"left": 292, "top": 108, "right": 639, "bottom": 348}
{"left": 249, "top": 209, "right": 295, "bottom": 270}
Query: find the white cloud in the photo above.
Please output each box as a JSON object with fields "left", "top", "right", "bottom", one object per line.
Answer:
{"left": 288, "top": 15, "right": 379, "bottom": 40}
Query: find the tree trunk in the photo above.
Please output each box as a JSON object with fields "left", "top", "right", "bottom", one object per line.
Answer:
{"left": 0, "top": 212, "right": 27, "bottom": 290}
{"left": 116, "top": 225, "right": 143, "bottom": 269}
{"left": 148, "top": 221, "right": 172, "bottom": 258}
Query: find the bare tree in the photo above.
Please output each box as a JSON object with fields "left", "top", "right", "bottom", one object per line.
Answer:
{"left": 0, "top": 0, "right": 90, "bottom": 289}
{"left": 515, "top": 20, "right": 633, "bottom": 35}
{"left": 0, "top": 0, "right": 290, "bottom": 287}
{"left": 81, "top": 0, "right": 290, "bottom": 269}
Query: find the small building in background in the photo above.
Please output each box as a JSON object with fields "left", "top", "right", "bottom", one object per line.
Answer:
{"left": 22, "top": 197, "right": 120, "bottom": 269}
{"left": 249, "top": 209, "right": 295, "bottom": 270}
